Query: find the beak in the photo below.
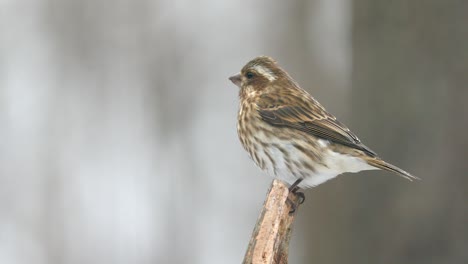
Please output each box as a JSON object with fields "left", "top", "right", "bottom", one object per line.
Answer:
{"left": 229, "top": 74, "right": 242, "bottom": 88}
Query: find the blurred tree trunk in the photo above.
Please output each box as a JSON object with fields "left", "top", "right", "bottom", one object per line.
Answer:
{"left": 350, "top": 1, "right": 468, "bottom": 263}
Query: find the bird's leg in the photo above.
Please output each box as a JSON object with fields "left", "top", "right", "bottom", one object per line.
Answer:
{"left": 288, "top": 178, "right": 302, "bottom": 192}
{"left": 287, "top": 179, "right": 305, "bottom": 214}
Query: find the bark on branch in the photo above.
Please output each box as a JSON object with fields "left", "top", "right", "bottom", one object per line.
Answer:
{"left": 243, "top": 179, "right": 300, "bottom": 264}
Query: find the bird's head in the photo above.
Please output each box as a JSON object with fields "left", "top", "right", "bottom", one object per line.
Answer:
{"left": 229, "top": 56, "right": 286, "bottom": 93}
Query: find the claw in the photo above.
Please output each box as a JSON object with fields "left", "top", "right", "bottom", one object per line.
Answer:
{"left": 287, "top": 198, "right": 297, "bottom": 214}
{"left": 295, "top": 191, "right": 305, "bottom": 204}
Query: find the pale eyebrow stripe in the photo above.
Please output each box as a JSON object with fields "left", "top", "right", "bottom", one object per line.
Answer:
{"left": 252, "top": 65, "right": 276, "bottom": 81}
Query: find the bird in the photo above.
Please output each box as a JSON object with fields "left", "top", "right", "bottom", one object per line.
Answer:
{"left": 229, "top": 56, "right": 418, "bottom": 198}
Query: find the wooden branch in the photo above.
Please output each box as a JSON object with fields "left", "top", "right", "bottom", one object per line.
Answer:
{"left": 243, "top": 179, "right": 300, "bottom": 264}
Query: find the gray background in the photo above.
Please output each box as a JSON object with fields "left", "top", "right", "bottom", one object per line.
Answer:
{"left": 1, "top": 0, "right": 467, "bottom": 263}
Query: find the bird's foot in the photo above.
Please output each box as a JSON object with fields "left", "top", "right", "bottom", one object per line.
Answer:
{"left": 287, "top": 180, "right": 306, "bottom": 214}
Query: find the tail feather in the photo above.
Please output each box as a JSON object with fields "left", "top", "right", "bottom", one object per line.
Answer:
{"left": 365, "top": 158, "right": 420, "bottom": 181}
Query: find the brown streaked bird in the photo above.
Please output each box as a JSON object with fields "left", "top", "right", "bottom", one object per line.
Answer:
{"left": 229, "top": 56, "right": 418, "bottom": 195}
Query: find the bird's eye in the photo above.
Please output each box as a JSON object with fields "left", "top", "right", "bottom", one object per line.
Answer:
{"left": 246, "top": 72, "right": 254, "bottom": 79}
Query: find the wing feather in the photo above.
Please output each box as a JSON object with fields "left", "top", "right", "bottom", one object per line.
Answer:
{"left": 258, "top": 104, "right": 377, "bottom": 157}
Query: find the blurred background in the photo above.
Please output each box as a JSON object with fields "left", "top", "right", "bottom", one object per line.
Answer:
{"left": 1, "top": 0, "right": 467, "bottom": 263}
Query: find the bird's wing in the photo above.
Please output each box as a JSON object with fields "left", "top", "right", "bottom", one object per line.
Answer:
{"left": 258, "top": 104, "right": 377, "bottom": 157}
